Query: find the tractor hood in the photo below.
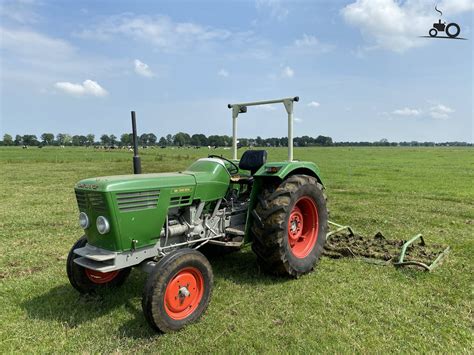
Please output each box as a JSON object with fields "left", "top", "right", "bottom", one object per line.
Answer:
{"left": 75, "top": 172, "right": 196, "bottom": 193}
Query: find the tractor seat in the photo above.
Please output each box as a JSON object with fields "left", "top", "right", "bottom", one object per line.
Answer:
{"left": 231, "top": 150, "right": 267, "bottom": 184}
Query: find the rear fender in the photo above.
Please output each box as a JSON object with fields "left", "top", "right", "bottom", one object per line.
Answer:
{"left": 254, "top": 161, "right": 324, "bottom": 184}
{"left": 244, "top": 161, "right": 324, "bottom": 242}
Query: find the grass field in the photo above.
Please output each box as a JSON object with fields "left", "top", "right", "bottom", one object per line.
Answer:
{"left": 0, "top": 146, "right": 473, "bottom": 353}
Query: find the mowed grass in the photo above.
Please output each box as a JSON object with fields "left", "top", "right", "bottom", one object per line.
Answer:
{"left": 0, "top": 146, "right": 473, "bottom": 353}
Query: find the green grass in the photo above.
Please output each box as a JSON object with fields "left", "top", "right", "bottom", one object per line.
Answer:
{"left": 0, "top": 146, "right": 473, "bottom": 353}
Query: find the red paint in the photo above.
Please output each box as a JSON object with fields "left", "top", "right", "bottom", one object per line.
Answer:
{"left": 287, "top": 196, "right": 319, "bottom": 258}
{"left": 85, "top": 269, "right": 119, "bottom": 284}
{"left": 164, "top": 267, "right": 204, "bottom": 320}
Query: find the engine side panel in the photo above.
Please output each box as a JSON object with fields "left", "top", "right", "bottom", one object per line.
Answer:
{"left": 184, "top": 159, "right": 231, "bottom": 201}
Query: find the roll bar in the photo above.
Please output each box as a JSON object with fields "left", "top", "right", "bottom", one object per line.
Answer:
{"left": 227, "top": 96, "right": 299, "bottom": 161}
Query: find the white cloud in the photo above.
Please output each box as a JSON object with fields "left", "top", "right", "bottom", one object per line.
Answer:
{"left": 257, "top": 104, "right": 277, "bottom": 111}
{"left": 308, "top": 101, "right": 320, "bottom": 108}
{"left": 134, "top": 59, "right": 154, "bottom": 77}
{"left": 293, "top": 34, "right": 334, "bottom": 53}
{"left": 430, "top": 104, "right": 454, "bottom": 119}
{"left": 440, "top": 0, "right": 474, "bottom": 14}
{"left": 55, "top": 80, "right": 108, "bottom": 97}
{"left": 392, "top": 107, "right": 422, "bottom": 116}
{"left": 281, "top": 66, "right": 294, "bottom": 78}
{"left": 390, "top": 103, "right": 455, "bottom": 119}
{"left": 341, "top": 0, "right": 473, "bottom": 53}
{"left": 218, "top": 69, "right": 229, "bottom": 77}
{"left": 256, "top": 0, "right": 289, "bottom": 20}
{"left": 294, "top": 34, "right": 320, "bottom": 48}
{"left": 294, "top": 117, "right": 303, "bottom": 123}
{"left": 0, "top": 0, "right": 41, "bottom": 24}
{"left": 77, "top": 14, "right": 231, "bottom": 52}
{"left": 0, "top": 26, "right": 75, "bottom": 59}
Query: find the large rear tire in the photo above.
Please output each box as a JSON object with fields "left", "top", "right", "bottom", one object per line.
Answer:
{"left": 251, "top": 175, "right": 328, "bottom": 277}
{"left": 66, "top": 236, "right": 131, "bottom": 294}
{"left": 142, "top": 248, "right": 213, "bottom": 333}
{"left": 446, "top": 23, "right": 460, "bottom": 38}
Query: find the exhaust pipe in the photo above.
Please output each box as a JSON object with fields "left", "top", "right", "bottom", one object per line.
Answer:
{"left": 131, "top": 111, "right": 142, "bottom": 174}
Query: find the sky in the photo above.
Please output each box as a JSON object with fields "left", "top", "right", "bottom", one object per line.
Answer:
{"left": 0, "top": 0, "right": 473, "bottom": 142}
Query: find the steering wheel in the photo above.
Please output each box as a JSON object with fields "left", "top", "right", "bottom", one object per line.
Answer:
{"left": 208, "top": 154, "right": 239, "bottom": 175}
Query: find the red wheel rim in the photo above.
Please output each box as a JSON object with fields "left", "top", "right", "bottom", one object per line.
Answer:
{"left": 164, "top": 267, "right": 204, "bottom": 321}
{"left": 85, "top": 269, "right": 119, "bottom": 284}
{"left": 287, "top": 196, "right": 319, "bottom": 258}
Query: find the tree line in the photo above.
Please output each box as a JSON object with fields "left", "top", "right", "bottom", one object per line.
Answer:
{"left": 0, "top": 133, "right": 471, "bottom": 147}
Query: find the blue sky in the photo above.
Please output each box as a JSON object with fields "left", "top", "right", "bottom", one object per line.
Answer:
{"left": 0, "top": 0, "right": 472, "bottom": 142}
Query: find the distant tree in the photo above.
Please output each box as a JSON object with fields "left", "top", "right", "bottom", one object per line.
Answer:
{"left": 173, "top": 132, "right": 191, "bottom": 146}
{"left": 166, "top": 134, "right": 173, "bottom": 145}
{"left": 72, "top": 135, "right": 88, "bottom": 146}
{"left": 3, "top": 134, "right": 13, "bottom": 146}
{"left": 120, "top": 133, "right": 132, "bottom": 146}
{"left": 14, "top": 135, "right": 22, "bottom": 146}
{"left": 147, "top": 133, "right": 157, "bottom": 145}
{"left": 110, "top": 134, "right": 117, "bottom": 146}
{"left": 222, "top": 135, "right": 232, "bottom": 146}
{"left": 158, "top": 136, "right": 167, "bottom": 146}
{"left": 79, "top": 135, "right": 87, "bottom": 146}
{"left": 255, "top": 136, "right": 263, "bottom": 146}
{"left": 138, "top": 133, "right": 148, "bottom": 146}
{"left": 72, "top": 135, "right": 81, "bottom": 146}
{"left": 86, "top": 134, "right": 95, "bottom": 146}
{"left": 100, "top": 134, "right": 110, "bottom": 146}
{"left": 314, "top": 135, "right": 333, "bottom": 146}
{"left": 208, "top": 135, "right": 225, "bottom": 147}
{"left": 22, "top": 135, "right": 38, "bottom": 146}
{"left": 56, "top": 133, "right": 72, "bottom": 146}
{"left": 41, "top": 133, "right": 54, "bottom": 145}
{"left": 191, "top": 134, "right": 207, "bottom": 146}
{"left": 238, "top": 138, "right": 248, "bottom": 147}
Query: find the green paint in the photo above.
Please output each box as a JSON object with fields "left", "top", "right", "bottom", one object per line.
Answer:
{"left": 74, "top": 157, "right": 322, "bottom": 252}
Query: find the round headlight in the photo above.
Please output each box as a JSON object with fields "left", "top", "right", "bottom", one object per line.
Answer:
{"left": 96, "top": 216, "right": 110, "bottom": 235}
{"left": 79, "top": 212, "right": 90, "bottom": 229}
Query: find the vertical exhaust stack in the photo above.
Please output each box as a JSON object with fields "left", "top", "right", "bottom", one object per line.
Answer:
{"left": 131, "top": 111, "right": 142, "bottom": 174}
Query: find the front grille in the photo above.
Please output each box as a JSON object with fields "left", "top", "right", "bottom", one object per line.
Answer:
{"left": 116, "top": 190, "right": 160, "bottom": 212}
{"left": 75, "top": 190, "right": 107, "bottom": 213}
{"left": 169, "top": 195, "right": 191, "bottom": 207}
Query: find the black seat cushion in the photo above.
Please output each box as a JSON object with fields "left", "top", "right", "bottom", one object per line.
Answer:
{"left": 239, "top": 150, "right": 267, "bottom": 175}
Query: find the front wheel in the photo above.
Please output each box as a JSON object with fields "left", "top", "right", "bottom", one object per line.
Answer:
{"left": 251, "top": 175, "right": 328, "bottom": 277}
{"left": 429, "top": 28, "right": 437, "bottom": 37}
{"left": 66, "top": 236, "right": 131, "bottom": 294}
{"left": 142, "top": 248, "right": 213, "bottom": 333}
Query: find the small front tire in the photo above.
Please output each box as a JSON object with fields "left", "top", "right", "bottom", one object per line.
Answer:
{"left": 142, "top": 248, "right": 213, "bottom": 333}
{"left": 66, "top": 236, "right": 131, "bottom": 294}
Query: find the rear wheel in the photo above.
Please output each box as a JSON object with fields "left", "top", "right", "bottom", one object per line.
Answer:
{"left": 66, "top": 236, "right": 131, "bottom": 294}
{"left": 251, "top": 175, "right": 328, "bottom": 277}
{"left": 446, "top": 23, "right": 460, "bottom": 38}
{"left": 142, "top": 248, "right": 213, "bottom": 333}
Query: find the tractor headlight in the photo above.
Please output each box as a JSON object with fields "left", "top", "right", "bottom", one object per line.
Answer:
{"left": 79, "top": 212, "right": 90, "bottom": 229}
{"left": 96, "top": 216, "right": 110, "bottom": 235}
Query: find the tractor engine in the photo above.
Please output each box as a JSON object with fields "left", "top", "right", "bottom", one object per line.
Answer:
{"left": 72, "top": 158, "right": 248, "bottom": 272}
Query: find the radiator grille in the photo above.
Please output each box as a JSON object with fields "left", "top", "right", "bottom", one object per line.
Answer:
{"left": 169, "top": 195, "right": 191, "bottom": 207}
{"left": 116, "top": 190, "right": 160, "bottom": 212}
{"left": 75, "top": 190, "right": 107, "bottom": 213}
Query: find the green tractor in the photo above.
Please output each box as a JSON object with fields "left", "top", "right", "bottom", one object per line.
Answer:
{"left": 67, "top": 97, "right": 328, "bottom": 332}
